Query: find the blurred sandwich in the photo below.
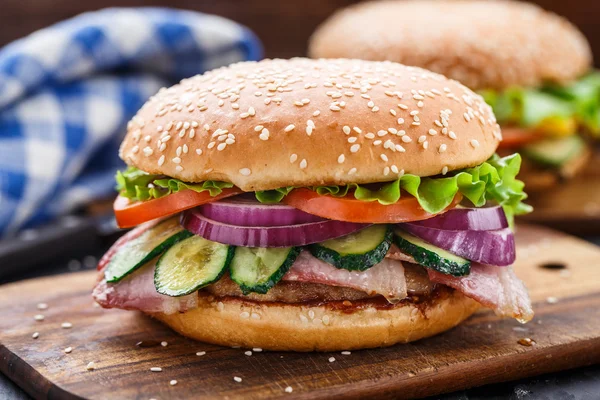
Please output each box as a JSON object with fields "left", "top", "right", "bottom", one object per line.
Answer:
{"left": 309, "top": 0, "right": 599, "bottom": 190}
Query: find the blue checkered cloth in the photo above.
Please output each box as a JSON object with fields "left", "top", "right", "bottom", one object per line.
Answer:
{"left": 0, "top": 8, "right": 262, "bottom": 237}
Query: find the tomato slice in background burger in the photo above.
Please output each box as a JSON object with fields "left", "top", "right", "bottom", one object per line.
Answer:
{"left": 282, "top": 188, "right": 462, "bottom": 223}
{"left": 498, "top": 127, "right": 542, "bottom": 148}
{"left": 114, "top": 188, "right": 243, "bottom": 228}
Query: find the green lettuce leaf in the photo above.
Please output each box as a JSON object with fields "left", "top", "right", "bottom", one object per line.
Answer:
{"left": 481, "top": 71, "right": 600, "bottom": 136}
{"left": 116, "top": 154, "right": 531, "bottom": 224}
{"left": 115, "top": 167, "right": 233, "bottom": 201}
{"left": 261, "top": 154, "right": 531, "bottom": 223}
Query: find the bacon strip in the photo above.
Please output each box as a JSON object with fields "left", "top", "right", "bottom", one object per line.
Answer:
{"left": 282, "top": 251, "right": 407, "bottom": 303}
{"left": 93, "top": 261, "right": 198, "bottom": 315}
{"left": 428, "top": 263, "right": 534, "bottom": 322}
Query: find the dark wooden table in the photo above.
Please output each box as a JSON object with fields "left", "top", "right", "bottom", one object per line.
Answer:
{"left": 1, "top": 220, "right": 599, "bottom": 399}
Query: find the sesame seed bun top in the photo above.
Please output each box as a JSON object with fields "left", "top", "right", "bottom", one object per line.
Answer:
{"left": 119, "top": 58, "right": 501, "bottom": 192}
{"left": 309, "top": 0, "right": 592, "bottom": 91}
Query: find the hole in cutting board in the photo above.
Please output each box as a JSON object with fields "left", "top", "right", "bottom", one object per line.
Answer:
{"left": 539, "top": 262, "right": 567, "bottom": 270}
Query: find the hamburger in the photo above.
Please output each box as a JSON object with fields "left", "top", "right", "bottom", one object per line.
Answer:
{"left": 309, "top": 0, "right": 599, "bottom": 191}
{"left": 93, "top": 58, "right": 533, "bottom": 351}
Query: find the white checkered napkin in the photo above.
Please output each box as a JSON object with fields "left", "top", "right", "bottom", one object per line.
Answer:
{"left": 0, "top": 8, "right": 262, "bottom": 237}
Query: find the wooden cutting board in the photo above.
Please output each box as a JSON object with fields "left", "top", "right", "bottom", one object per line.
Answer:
{"left": 519, "top": 150, "right": 600, "bottom": 235}
{"left": 1, "top": 224, "right": 600, "bottom": 400}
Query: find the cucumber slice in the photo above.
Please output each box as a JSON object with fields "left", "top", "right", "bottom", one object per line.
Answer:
{"left": 105, "top": 218, "right": 192, "bottom": 283}
{"left": 154, "top": 236, "right": 233, "bottom": 297}
{"left": 308, "top": 225, "right": 392, "bottom": 271}
{"left": 230, "top": 247, "right": 300, "bottom": 294}
{"left": 393, "top": 229, "right": 470, "bottom": 276}
{"left": 522, "top": 135, "right": 586, "bottom": 167}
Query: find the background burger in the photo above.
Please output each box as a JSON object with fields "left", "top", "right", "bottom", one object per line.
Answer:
{"left": 93, "top": 58, "right": 533, "bottom": 351}
{"left": 309, "top": 0, "right": 599, "bottom": 191}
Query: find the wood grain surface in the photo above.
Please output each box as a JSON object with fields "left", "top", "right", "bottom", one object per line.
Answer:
{"left": 1, "top": 224, "right": 600, "bottom": 400}
{"left": 519, "top": 150, "right": 600, "bottom": 235}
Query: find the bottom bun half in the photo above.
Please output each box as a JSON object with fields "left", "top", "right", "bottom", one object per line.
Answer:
{"left": 150, "top": 288, "right": 480, "bottom": 351}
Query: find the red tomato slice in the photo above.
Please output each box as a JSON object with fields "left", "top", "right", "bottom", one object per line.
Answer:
{"left": 114, "top": 188, "right": 243, "bottom": 228}
{"left": 498, "top": 127, "right": 541, "bottom": 148}
{"left": 282, "top": 188, "right": 462, "bottom": 223}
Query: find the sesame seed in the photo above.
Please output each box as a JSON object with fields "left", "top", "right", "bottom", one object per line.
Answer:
{"left": 350, "top": 144, "right": 360, "bottom": 153}
{"left": 348, "top": 137, "right": 357, "bottom": 143}
{"left": 417, "top": 101, "right": 424, "bottom": 108}
{"left": 260, "top": 128, "right": 270, "bottom": 140}
{"left": 306, "top": 126, "right": 313, "bottom": 136}
{"left": 234, "top": 376, "right": 242, "bottom": 383}
{"left": 254, "top": 125, "right": 264, "bottom": 132}
{"left": 239, "top": 168, "right": 251, "bottom": 176}
{"left": 395, "top": 144, "right": 406, "bottom": 152}
{"left": 161, "top": 341, "right": 168, "bottom": 347}
{"left": 373, "top": 140, "right": 382, "bottom": 145}
{"left": 300, "top": 159, "right": 307, "bottom": 169}
{"left": 32, "top": 332, "right": 39, "bottom": 339}
{"left": 397, "top": 118, "right": 405, "bottom": 124}
{"left": 245, "top": 351, "right": 252, "bottom": 356}
{"left": 142, "top": 147, "right": 153, "bottom": 157}
{"left": 37, "top": 303, "right": 48, "bottom": 310}
{"left": 377, "top": 130, "right": 387, "bottom": 137}
{"left": 470, "top": 139, "right": 480, "bottom": 148}
{"left": 64, "top": 347, "right": 73, "bottom": 354}
{"left": 384, "top": 166, "right": 390, "bottom": 175}
{"left": 418, "top": 135, "right": 427, "bottom": 143}
{"left": 196, "top": 351, "right": 206, "bottom": 356}
{"left": 428, "top": 129, "right": 437, "bottom": 136}
{"left": 402, "top": 136, "right": 412, "bottom": 143}
{"left": 464, "top": 113, "right": 471, "bottom": 122}
{"left": 86, "top": 362, "right": 95, "bottom": 371}
{"left": 285, "top": 386, "right": 293, "bottom": 393}
{"left": 338, "top": 154, "right": 345, "bottom": 164}
{"left": 329, "top": 357, "right": 336, "bottom": 363}
{"left": 353, "top": 127, "right": 362, "bottom": 134}
{"left": 175, "top": 166, "right": 183, "bottom": 172}
{"left": 341, "top": 351, "right": 351, "bottom": 355}
{"left": 342, "top": 126, "right": 351, "bottom": 135}
{"left": 391, "top": 165, "right": 399, "bottom": 174}
{"left": 170, "top": 380, "right": 178, "bottom": 386}
{"left": 380, "top": 154, "right": 388, "bottom": 162}
{"left": 34, "top": 314, "right": 44, "bottom": 321}
{"left": 313, "top": 110, "right": 321, "bottom": 116}
{"left": 348, "top": 167, "right": 357, "bottom": 175}
{"left": 449, "top": 131, "right": 457, "bottom": 140}
{"left": 423, "top": 141, "right": 429, "bottom": 149}
{"left": 547, "top": 296, "right": 559, "bottom": 304}
{"left": 290, "top": 154, "right": 298, "bottom": 163}
{"left": 61, "top": 322, "right": 72, "bottom": 329}
{"left": 131, "top": 145, "right": 139, "bottom": 154}
{"left": 388, "top": 128, "right": 398, "bottom": 134}
{"left": 439, "top": 144, "right": 447, "bottom": 153}
{"left": 285, "top": 124, "right": 295, "bottom": 132}
{"left": 390, "top": 109, "right": 397, "bottom": 116}
{"left": 195, "top": 149, "right": 202, "bottom": 156}
{"left": 442, "top": 166, "right": 449, "bottom": 175}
